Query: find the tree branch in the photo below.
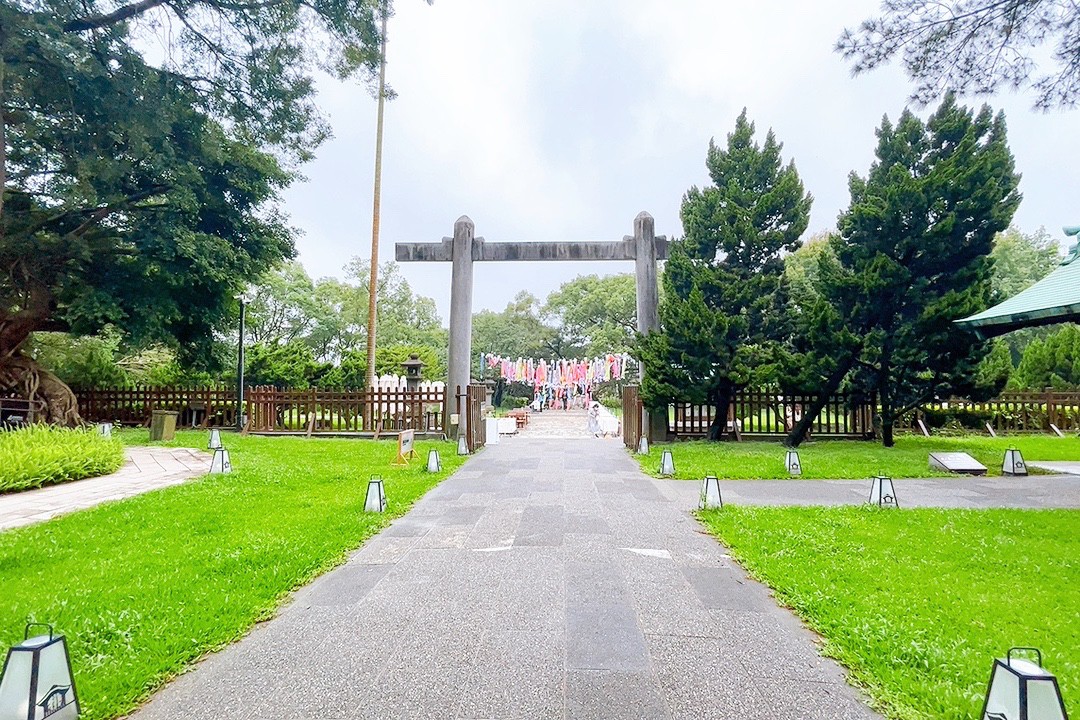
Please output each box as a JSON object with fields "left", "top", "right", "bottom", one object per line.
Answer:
{"left": 63, "top": 0, "right": 170, "bottom": 32}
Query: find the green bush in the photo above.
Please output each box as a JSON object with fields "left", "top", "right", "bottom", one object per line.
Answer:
{"left": 0, "top": 426, "right": 125, "bottom": 493}
{"left": 599, "top": 394, "right": 622, "bottom": 411}
{"left": 921, "top": 407, "right": 995, "bottom": 430}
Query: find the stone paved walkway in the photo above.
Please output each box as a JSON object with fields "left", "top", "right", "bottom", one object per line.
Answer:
{"left": 656, "top": 473, "right": 1080, "bottom": 509}
{"left": 1027, "top": 460, "right": 1080, "bottom": 475}
{"left": 133, "top": 433, "right": 881, "bottom": 720}
{"left": 516, "top": 407, "right": 623, "bottom": 440}
{"left": 0, "top": 446, "right": 211, "bottom": 532}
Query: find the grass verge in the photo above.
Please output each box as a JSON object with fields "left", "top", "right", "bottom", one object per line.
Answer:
{"left": 0, "top": 430, "right": 465, "bottom": 720}
{"left": 0, "top": 425, "right": 124, "bottom": 493}
{"left": 637, "top": 434, "right": 1080, "bottom": 479}
{"left": 699, "top": 506, "right": 1079, "bottom": 719}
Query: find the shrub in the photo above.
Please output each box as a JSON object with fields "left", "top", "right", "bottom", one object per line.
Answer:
{"left": 600, "top": 394, "right": 622, "bottom": 411}
{"left": 921, "top": 407, "right": 995, "bottom": 431}
{"left": 0, "top": 426, "right": 125, "bottom": 493}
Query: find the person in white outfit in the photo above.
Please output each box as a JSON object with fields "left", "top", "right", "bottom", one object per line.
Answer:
{"left": 587, "top": 402, "right": 601, "bottom": 436}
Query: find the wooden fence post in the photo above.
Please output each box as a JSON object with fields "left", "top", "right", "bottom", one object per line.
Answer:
{"left": 1045, "top": 386, "right": 1056, "bottom": 431}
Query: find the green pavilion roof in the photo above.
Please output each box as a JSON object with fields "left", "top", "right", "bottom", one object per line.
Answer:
{"left": 957, "top": 244, "right": 1080, "bottom": 338}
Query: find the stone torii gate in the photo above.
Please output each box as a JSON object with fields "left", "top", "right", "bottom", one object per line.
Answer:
{"left": 396, "top": 211, "right": 668, "bottom": 440}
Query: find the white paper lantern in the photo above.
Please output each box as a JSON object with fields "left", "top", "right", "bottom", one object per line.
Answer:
{"left": 364, "top": 476, "right": 387, "bottom": 513}
{"left": 699, "top": 475, "right": 722, "bottom": 509}
{"left": 208, "top": 429, "right": 222, "bottom": 450}
{"left": 210, "top": 447, "right": 232, "bottom": 474}
{"left": 637, "top": 436, "right": 649, "bottom": 455}
{"left": 1002, "top": 448, "right": 1028, "bottom": 477}
{"left": 96, "top": 423, "right": 112, "bottom": 438}
{"left": 785, "top": 449, "right": 802, "bottom": 476}
{"left": 658, "top": 450, "right": 675, "bottom": 476}
{"left": 981, "top": 647, "right": 1067, "bottom": 720}
{"left": 868, "top": 475, "right": 898, "bottom": 507}
{"left": 457, "top": 435, "right": 469, "bottom": 456}
{"left": 426, "top": 449, "right": 441, "bottom": 473}
{"left": 0, "top": 624, "right": 80, "bottom": 720}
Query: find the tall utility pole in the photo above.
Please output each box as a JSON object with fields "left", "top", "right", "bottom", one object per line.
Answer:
{"left": 364, "top": 1, "right": 390, "bottom": 391}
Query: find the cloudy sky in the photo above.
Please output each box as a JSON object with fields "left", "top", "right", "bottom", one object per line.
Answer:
{"left": 281, "top": 0, "right": 1080, "bottom": 322}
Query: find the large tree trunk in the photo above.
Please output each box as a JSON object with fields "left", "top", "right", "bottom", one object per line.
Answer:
{"left": 784, "top": 356, "right": 856, "bottom": 447}
{"left": 878, "top": 363, "right": 894, "bottom": 447}
{"left": 706, "top": 386, "right": 733, "bottom": 441}
{"left": 0, "top": 353, "right": 83, "bottom": 426}
{"left": 1, "top": 33, "right": 7, "bottom": 236}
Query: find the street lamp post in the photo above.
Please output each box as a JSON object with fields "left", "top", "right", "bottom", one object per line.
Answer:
{"left": 364, "top": 1, "right": 390, "bottom": 393}
{"left": 364, "top": 0, "right": 434, "bottom": 395}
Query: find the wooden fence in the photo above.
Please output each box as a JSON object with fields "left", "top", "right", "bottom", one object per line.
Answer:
{"left": 0, "top": 396, "right": 47, "bottom": 426}
{"left": 464, "top": 384, "right": 487, "bottom": 452}
{"left": 669, "top": 391, "right": 874, "bottom": 439}
{"left": 246, "top": 385, "right": 444, "bottom": 433}
{"left": 901, "top": 390, "right": 1080, "bottom": 434}
{"left": 72, "top": 385, "right": 1080, "bottom": 438}
{"left": 76, "top": 386, "right": 239, "bottom": 428}
{"left": 76, "top": 385, "right": 445, "bottom": 434}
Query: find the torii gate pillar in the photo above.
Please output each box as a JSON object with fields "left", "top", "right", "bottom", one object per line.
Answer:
{"left": 632, "top": 212, "right": 667, "bottom": 442}
{"left": 447, "top": 216, "right": 475, "bottom": 422}
{"left": 399, "top": 212, "right": 669, "bottom": 441}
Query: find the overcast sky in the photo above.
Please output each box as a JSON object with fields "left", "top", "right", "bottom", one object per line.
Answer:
{"left": 280, "top": 0, "right": 1080, "bottom": 323}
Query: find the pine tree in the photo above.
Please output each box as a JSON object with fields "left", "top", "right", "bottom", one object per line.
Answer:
{"left": 640, "top": 110, "right": 811, "bottom": 440}
{"left": 788, "top": 95, "right": 1021, "bottom": 446}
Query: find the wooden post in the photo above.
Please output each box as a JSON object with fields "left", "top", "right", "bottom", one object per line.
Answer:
{"left": 1046, "top": 386, "right": 1056, "bottom": 431}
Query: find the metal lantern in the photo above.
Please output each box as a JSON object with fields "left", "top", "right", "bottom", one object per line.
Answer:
{"left": 785, "top": 449, "right": 802, "bottom": 476}
{"left": 637, "top": 436, "right": 649, "bottom": 455}
{"left": 868, "top": 475, "right": 898, "bottom": 507}
{"left": 208, "top": 429, "right": 222, "bottom": 450}
{"left": 658, "top": 450, "right": 675, "bottom": 476}
{"left": 1003, "top": 448, "right": 1028, "bottom": 477}
{"left": 426, "top": 448, "right": 441, "bottom": 473}
{"left": 0, "top": 623, "right": 80, "bottom": 720}
{"left": 210, "top": 447, "right": 232, "bottom": 474}
{"left": 457, "top": 435, "right": 469, "bottom": 456}
{"left": 96, "top": 423, "right": 112, "bottom": 438}
{"left": 699, "top": 475, "right": 722, "bottom": 509}
{"left": 981, "top": 647, "right": 1068, "bottom": 720}
{"left": 364, "top": 476, "right": 387, "bottom": 513}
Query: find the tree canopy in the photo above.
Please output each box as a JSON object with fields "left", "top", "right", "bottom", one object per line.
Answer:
{"left": 1010, "top": 325, "right": 1080, "bottom": 389}
{"left": 0, "top": 0, "right": 392, "bottom": 421}
{"left": 472, "top": 292, "right": 567, "bottom": 361}
{"left": 838, "top": 0, "right": 1080, "bottom": 109}
{"left": 544, "top": 274, "right": 637, "bottom": 356}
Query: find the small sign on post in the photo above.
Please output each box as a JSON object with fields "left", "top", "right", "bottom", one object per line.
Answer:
{"left": 392, "top": 430, "right": 418, "bottom": 466}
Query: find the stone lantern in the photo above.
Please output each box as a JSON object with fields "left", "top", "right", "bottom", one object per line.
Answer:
{"left": 401, "top": 353, "right": 425, "bottom": 391}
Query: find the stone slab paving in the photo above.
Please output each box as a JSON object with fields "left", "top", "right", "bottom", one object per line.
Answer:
{"left": 516, "top": 407, "right": 623, "bottom": 440}
{"left": 1027, "top": 460, "right": 1080, "bottom": 475}
{"left": 0, "top": 446, "right": 211, "bottom": 531}
{"left": 133, "top": 436, "right": 882, "bottom": 720}
{"left": 654, "top": 473, "right": 1080, "bottom": 509}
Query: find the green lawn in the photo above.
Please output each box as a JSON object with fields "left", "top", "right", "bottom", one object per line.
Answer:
{"left": 0, "top": 425, "right": 124, "bottom": 493}
{"left": 699, "top": 506, "right": 1079, "bottom": 720}
{"left": 637, "top": 434, "right": 1080, "bottom": 479}
{"left": 0, "top": 430, "right": 464, "bottom": 720}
